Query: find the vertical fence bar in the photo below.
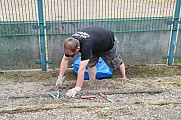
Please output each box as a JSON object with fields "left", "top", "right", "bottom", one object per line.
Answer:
{"left": 168, "top": 0, "right": 181, "bottom": 65}
{"left": 37, "top": 0, "right": 47, "bottom": 71}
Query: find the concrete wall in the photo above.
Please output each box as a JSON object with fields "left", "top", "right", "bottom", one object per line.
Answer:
{"left": 0, "top": 20, "right": 180, "bottom": 70}
{"left": 47, "top": 31, "right": 170, "bottom": 69}
{"left": 175, "top": 31, "right": 181, "bottom": 63}
{"left": 0, "top": 36, "right": 40, "bottom": 70}
{"left": 46, "top": 19, "right": 172, "bottom": 69}
{"left": 0, "top": 22, "right": 41, "bottom": 70}
{"left": 115, "top": 31, "right": 170, "bottom": 65}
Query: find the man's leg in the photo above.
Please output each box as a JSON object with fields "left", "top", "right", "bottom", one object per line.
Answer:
{"left": 101, "top": 36, "right": 127, "bottom": 79}
{"left": 88, "top": 66, "right": 97, "bottom": 80}
{"left": 118, "top": 63, "right": 126, "bottom": 79}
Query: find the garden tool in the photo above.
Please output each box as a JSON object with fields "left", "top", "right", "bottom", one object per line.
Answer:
{"left": 99, "top": 93, "right": 114, "bottom": 103}
{"left": 48, "top": 88, "right": 60, "bottom": 100}
{"left": 81, "top": 95, "right": 97, "bottom": 99}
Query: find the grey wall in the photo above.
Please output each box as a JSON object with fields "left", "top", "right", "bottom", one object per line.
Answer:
{"left": 175, "top": 30, "right": 181, "bottom": 63}
{"left": 115, "top": 31, "right": 170, "bottom": 65}
{"left": 0, "top": 22, "right": 180, "bottom": 70}
{"left": 47, "top": 31, "right": 170, "bottom": 69}
{"left": 0, "top": 36, "right": 40, "bottom": 70}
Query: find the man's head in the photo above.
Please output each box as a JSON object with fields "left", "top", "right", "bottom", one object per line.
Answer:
{"left": 64, "top": 37, "right": 80, "bottom": 57}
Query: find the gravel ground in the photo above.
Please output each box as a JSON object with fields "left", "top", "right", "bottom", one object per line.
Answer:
{"left": 0, "top": 67, "right": 181, "bottom": 120}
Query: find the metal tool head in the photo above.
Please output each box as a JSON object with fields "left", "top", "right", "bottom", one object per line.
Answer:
{"left": 48, "top": 90, "right": 60, "bottom": 100}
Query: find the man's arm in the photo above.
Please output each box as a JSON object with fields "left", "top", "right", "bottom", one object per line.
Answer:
{"left": 76, "top": 59, "right": 89, "bottom": 88}
{"left": 59, "top": 55, "right": 70, "bottom": 78}
{"left": 56, "top": 55, "right": 70, "bottom": 88}
{"left": 66, "top": 59, "right": 89, "bottom": 97}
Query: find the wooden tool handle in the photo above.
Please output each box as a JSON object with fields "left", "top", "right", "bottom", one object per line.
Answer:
{"left": 81, "top": 95, "right": 97, "bottom": 99}
{"left": 99, "top": 93, "right": 107, "bottom": 99}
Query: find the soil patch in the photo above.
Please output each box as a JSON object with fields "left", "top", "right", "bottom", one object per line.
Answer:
{"left": 0, "top": 64, "right": 181, "bottom": 120}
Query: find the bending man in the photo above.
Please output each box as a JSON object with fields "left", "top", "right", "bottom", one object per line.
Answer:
{"left": 56, "top": 26, "right": 126, "bottom": 97}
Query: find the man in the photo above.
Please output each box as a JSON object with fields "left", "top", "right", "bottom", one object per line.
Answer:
{"left": 56, "top": 26, "right": 126, "bottom": 98}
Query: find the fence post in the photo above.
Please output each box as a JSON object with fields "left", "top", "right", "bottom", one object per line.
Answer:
{"left": 37, "top": 0, "right": 47, "bottom": 71}
{"left": 168, "top": 0, "right": 181, "bottom": 65}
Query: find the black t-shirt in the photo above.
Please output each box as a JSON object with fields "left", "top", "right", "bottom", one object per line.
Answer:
{"left": 72, "top": 26, "right": 115, "bottom": 61}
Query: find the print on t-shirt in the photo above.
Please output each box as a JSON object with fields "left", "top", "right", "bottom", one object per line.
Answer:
{"left": 72, "top": 32, "right": 90, "bottom": 39}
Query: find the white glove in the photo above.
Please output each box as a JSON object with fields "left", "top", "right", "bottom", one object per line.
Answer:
{"left": 56, "top": 76, "right": 65, "bottom": 88}
{"left": 66, "top": 86, "right": 81, "bottom": 98}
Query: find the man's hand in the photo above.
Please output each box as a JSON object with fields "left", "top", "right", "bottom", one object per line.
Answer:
{"left": 56, "top": 76, "right": 65, "bottom": 88}
{"left": 66, "top": 86, "right": 81, "bottom": 97}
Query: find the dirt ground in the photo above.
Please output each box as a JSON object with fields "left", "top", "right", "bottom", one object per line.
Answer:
{"left": 0, "top": 64, "right": 181, "bottom": 120}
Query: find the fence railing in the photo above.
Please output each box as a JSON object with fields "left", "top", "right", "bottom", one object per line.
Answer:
{"left": 0, "top": 0, "right": 179, "bottom": 37}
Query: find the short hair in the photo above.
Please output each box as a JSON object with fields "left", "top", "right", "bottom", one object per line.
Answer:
{"left": 64, "top": 37, "right": 79, "bottom": 52}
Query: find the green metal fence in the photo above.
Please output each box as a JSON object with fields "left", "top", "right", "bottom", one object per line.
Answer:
{"left": 0, "top": 0, "right": 178, "bottom": 36}
{"left": 0, "top": 0, "right": 180, "bottom": 70}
